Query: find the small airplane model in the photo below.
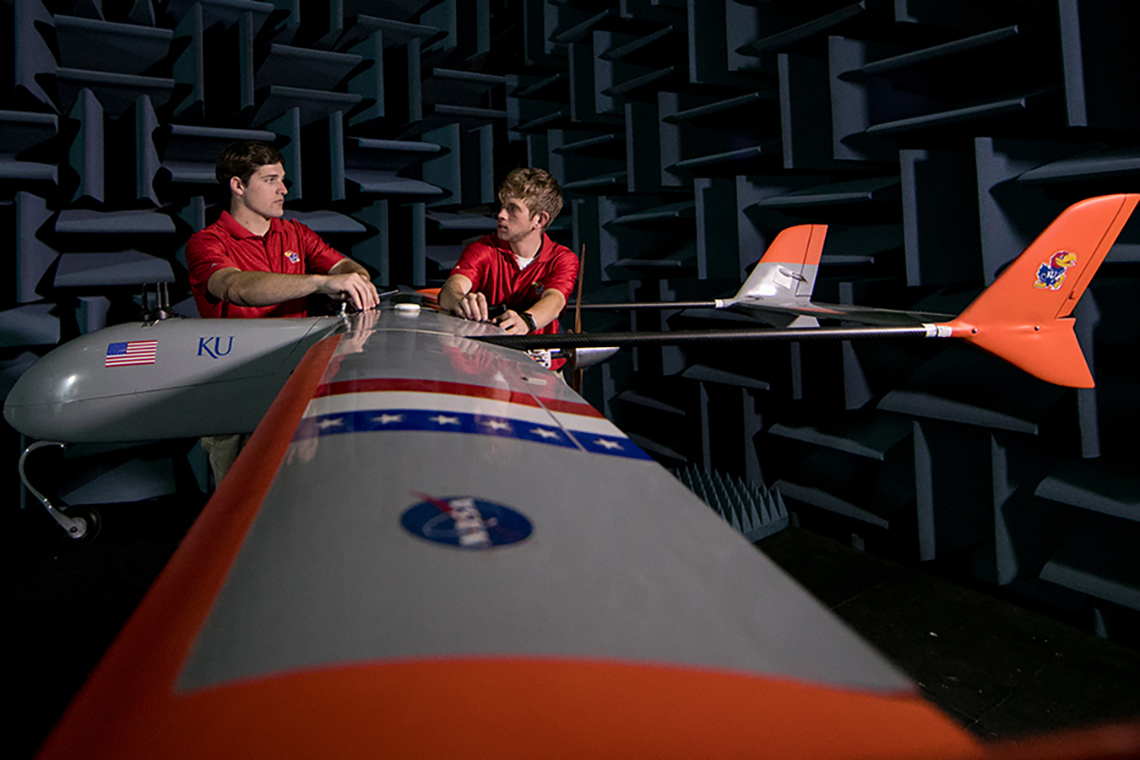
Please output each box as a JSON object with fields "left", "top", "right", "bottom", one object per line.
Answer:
{"left": 6, "top": 195, "right": 1139, "bottom": 759}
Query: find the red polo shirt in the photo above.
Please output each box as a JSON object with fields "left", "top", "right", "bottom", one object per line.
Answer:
{"left": 186, "top": 211, "right": 346, "bottom": 319}
{"left": 450, "top": 233, "right": 579, "bottom": 335}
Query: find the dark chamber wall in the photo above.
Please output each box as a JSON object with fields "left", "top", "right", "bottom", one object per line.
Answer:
{"left": 2, "top": 0, "right": 1139, "bottom": 641}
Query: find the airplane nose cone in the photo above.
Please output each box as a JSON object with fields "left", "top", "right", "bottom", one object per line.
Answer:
{"left": 4, "top": 341, "right": 83, "bottom": 440}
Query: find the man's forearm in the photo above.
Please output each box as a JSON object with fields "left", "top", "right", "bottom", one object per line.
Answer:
{"left": 209, "top": 261, "right": 380, "bottom": 310}
{"left": 439, "top": 275, "right": 473, "bottom": 314}
{"left": 213, "top": 269, "right": 325, "bottom": 307}
{"left": 330, "top": 257, "right": 369, "bottom": 278}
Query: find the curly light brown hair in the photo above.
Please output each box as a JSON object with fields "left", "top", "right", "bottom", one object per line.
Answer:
{"left": 498, "top": 168, "right": 563, "bottom": 228}
{"left": 215, "top": 141, "right": 284, "bottom": 187}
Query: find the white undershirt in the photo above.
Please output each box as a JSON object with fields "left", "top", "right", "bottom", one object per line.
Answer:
{"left": 515, "top": 254, "right": 535, "bottom": 270}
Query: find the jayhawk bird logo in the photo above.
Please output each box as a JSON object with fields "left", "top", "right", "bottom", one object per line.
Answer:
{"left": 1035, "top": 250, "right": 1076, "bottom": 290}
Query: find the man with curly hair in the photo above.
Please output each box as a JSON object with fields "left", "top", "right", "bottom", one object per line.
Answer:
{"left": 439, "top": 167, "right": 578, "bottom": 337}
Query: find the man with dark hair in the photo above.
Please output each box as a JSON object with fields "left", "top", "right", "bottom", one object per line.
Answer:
{"left": 187, "top": 140, "right": 379, "bottom": 319}
{"left": 439, "top": 167, "right": 578, "bottom": 337}
{"left": 186, "top": 141, "right": 379, "bottom": 482}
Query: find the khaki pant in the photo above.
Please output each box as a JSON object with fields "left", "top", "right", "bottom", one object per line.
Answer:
{"left": 200, "top": 433, "right": 250, "bottom": 487}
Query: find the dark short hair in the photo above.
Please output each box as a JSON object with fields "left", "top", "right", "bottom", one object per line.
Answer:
{"left": 498, "top": 168, "right": 563, "bottom": 227}
{"left": 215, "top": 141, "right": 284, "bottom": 187}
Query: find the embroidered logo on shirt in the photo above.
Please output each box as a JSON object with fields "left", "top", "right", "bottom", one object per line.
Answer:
{"left": 285, "top": 250, "right": 300, "bottom": 264}
{"left": 532, "top": 281, "right": 544, "bottom": 295}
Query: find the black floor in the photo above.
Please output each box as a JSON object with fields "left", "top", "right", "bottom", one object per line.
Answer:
{"left": 759, "top": 528, "right": 1140, "bottom": 740}
{"left": 5, "top": 496, "right": 207, "bottom": 760}
{"left": 7, "top": 500, "right": 1140, "bottom": 758}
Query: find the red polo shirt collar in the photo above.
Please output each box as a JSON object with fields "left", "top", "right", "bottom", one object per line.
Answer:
{"left": 492, "top": 233, "right": 556, "bottom": 265}
{"left": 216, "top": 210, "right": 281, "bottom": 240}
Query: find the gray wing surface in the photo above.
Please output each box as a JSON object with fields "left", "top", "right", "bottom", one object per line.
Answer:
{"left": 178, "top": 308, "right": 913, "bottom": 694}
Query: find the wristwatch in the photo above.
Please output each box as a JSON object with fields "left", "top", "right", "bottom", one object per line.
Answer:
{"left": 519, "top": 311, "right": 537, "bottom": 333}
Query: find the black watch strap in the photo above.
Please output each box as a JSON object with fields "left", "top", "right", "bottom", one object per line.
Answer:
{"left": 520, "top": 311, "right": 537, "bottom": 333}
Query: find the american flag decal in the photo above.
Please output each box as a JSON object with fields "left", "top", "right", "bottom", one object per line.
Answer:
{"left": 105, "top": 340, "right": 158, "bottom": 367}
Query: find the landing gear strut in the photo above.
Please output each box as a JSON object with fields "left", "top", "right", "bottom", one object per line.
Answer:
{"left": 19, "top": 441, "right": 100, "bottom": 541}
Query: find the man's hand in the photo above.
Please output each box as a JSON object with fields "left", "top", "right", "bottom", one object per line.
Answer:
{"left": 496, "top": 310, "right": 531, "bottom": 334}
{"left": 452, "top": 291, "right": 491, "bottom": 322}
{"left": 317, "top": 272, "right": 380, "bottom": 311}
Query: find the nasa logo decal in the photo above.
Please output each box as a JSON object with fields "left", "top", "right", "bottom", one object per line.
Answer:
{"left": 401, "top": 494, "right": 533, "bottom": 549}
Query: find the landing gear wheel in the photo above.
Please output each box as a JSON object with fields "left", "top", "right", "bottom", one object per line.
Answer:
{"left": 62, "top": 507, "right": 101, "bottom": 542}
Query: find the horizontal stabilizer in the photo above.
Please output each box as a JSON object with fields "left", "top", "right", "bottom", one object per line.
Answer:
{"left": 948, "top": 194, "right": 1140, "bottom": 388}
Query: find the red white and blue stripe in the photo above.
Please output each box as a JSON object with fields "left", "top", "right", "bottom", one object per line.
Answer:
{"left": 295, "top": 378, "right": 651, "bottom": 460}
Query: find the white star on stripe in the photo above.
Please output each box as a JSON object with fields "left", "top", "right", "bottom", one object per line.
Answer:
{"left": 594, "top": 438, "right": 622, "bottom": 450}
{"left": 317, "top": 418, "right": 345, "bottom": 429}
{"left": 374, "top": 414, "right": 404, "bottom": 424}
{"left": 531, "top": 428, "right": 560, "bottom": 439}
{"left": 483, "top": 420, "right": 512, "bottom": 431}
{"left": 430, "top": 415, "right": 460, "bottom": 426}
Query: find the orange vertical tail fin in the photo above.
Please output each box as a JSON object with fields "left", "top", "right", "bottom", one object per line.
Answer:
{"left": 948, "top": 194, "right": 1140, "bottom": 388}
